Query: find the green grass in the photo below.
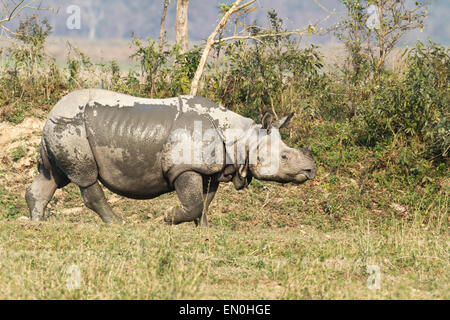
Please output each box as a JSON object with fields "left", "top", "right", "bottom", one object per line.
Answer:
{"left": 0, "top": 213, "right": 447, "bottom": 299}
{"left": 11, "top": 147, "right": 27, "bottom": 162}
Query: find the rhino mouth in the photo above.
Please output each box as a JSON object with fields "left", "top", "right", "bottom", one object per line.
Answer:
{"left": 292, "top": 169, "right": 315, "bottom": 183}
{"left": 300, "top": 169, "right": 315, "bottom": 180}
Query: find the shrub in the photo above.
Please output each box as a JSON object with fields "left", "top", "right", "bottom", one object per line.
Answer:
{"left": 203, "top": 11, "right": 325, "bottom": 120}
{"left": 354, "top": 41, "right": 449, "bottom": 163}
{"left": 0, "top": 15, "right": 67, "bottom": 121}
{"left": 130, "top": 37, "right": 201, "bottom": 97}
{"left": 0, "top": 7, "right": 446, "bottom": 190}
{"left": 403, "top": 41, "right": 449, "bottom": 161}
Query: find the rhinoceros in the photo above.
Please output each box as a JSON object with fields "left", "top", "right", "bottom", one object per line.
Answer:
{"left": 26, "top": 89, "right": 316, "bottom": 226}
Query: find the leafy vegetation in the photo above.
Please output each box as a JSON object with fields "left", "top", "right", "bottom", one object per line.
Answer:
{"left": 11, "top": 146, "right": 26, "bottom": 161}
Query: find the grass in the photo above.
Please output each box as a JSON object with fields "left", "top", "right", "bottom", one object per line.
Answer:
{"left": 0, "top": 121, "right": 448, "bottom": 299}
{"left": 0, "top": 212, "right": 447, "bottom": 299}
{"left": 11, "top": 147, "right": 27, "bottom": 162}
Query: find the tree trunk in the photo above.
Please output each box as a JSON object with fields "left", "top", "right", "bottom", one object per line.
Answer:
{"left": 159, "top": 0, "right": 172, "bottom": 52}
{"left": 176, "top": 0, "right": 189, "bottom": 54}
{"left": 88, "top": 23, "right": 96, "bottom": 40}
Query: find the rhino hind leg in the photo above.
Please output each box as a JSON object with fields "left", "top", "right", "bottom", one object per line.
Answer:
{"left": 79, "top": 182, "right": 124, "bottom": 224}
{"left": 43, "top": 117, "right": 98, "bottom": 188}
{"left": 164, "top": 171, "right": 205, "bottom": 225}
{"left": 26, "top": 172, "right": 58, "bottom": 221}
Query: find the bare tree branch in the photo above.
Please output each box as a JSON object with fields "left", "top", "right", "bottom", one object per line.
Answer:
{"left": 212, "top": 27, "right": 325, "bottom": 44}
{"left": 1, "top": 0, "right": 50, "bottom": 24}
{"left": 190, "top": 0, "right": 256, "bottom": 96}
{"left": 0, "top": 0, "right": 53, "bottom": 37}
{"left": 189, "top": 0, "right": 330, "bottom": 95}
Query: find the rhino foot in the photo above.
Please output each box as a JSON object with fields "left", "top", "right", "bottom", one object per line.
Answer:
{"left": 164, "top": 205, "right": 203, "bottom": 225}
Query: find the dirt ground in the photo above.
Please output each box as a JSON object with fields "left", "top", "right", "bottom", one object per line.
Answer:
{"left": 0, "top": 117, "right": 45, "bottom": 194}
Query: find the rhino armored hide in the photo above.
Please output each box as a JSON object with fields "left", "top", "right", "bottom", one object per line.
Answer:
{"left": 26, "top": 89, "right": 316, "bottom": 226}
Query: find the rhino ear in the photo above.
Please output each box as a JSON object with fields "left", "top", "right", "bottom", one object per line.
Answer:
{"left": 261, "top": 112, "right": 274, "bottom": 130}
{"left": 272, "top": 112, "right": 294, "bottom": 129}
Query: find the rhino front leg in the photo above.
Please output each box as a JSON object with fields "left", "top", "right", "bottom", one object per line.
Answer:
{"left": 80, "top": 182, "right": 123, "bottom": 224}
{"left": 164, "top": 171, "right": 205, "bottom": 225}
{"left": 196, "top": 176, "right": 219, "bottom": 227}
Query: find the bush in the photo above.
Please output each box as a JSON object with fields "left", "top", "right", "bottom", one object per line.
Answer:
{"left": 130, "top": 37, "right": 201, "bottom": 97}
{"left": 0, "top": 15, "right": 67, "bottom": 121}
{"left": 403, "top": 41, "right": 449, "bottom": 161}
{"left": 203, "top": 11, "right": 325, "bottom": 120}
{"left": 354, "top": 41, "right": 449, "bottom": 163}
{"left": 0, "top": 8, "right": 447, "bottom": 189}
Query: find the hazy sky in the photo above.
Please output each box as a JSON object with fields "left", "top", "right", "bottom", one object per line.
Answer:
{"left": 2, "top": 0, "right": 449, "bottom": 45}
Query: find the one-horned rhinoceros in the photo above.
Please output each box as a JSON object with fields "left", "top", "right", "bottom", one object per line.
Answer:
{"left": 26, "top": 89, "right": 316, "bottom": 226}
